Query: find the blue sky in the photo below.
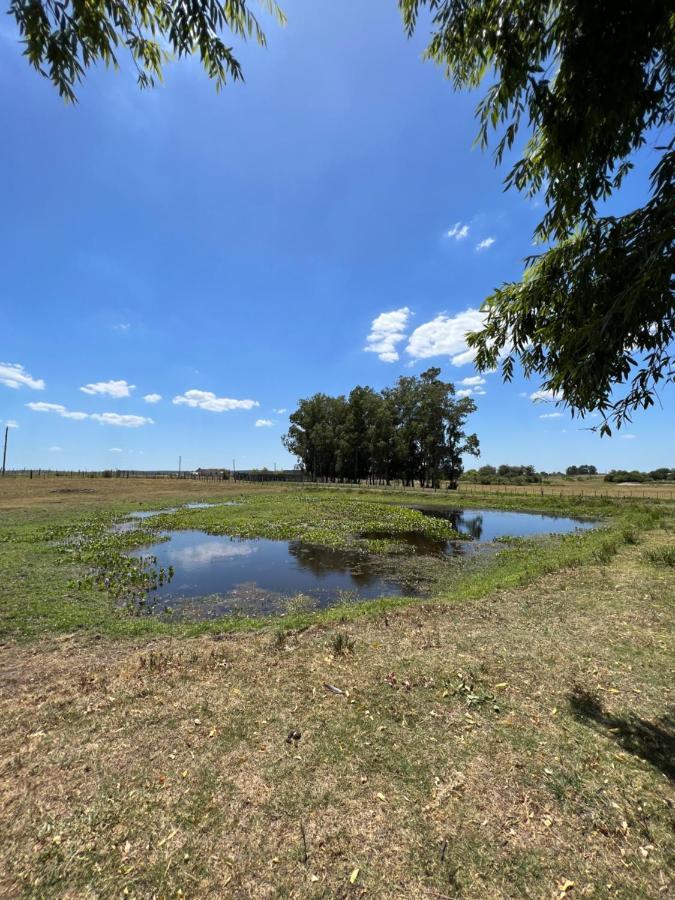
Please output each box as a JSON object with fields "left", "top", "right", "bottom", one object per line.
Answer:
{"left": 1, "top": 0, "right": 672, "bottom": 473}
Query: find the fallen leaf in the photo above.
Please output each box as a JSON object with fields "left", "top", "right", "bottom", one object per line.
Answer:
{"left": 350, "top": 867, "right": 360, "bottom": 884}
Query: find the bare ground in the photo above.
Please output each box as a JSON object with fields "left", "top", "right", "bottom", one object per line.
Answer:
{"left": 0, "top": 531, "right": 673, "bottom": 899}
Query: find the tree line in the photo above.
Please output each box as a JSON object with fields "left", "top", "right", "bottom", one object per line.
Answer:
{"left": 463, "top": 465, "right": 542, "bottom": 485}
{"left": 282, "top": 368, "right": 479, "bottom": 489}
{"left": 604, "top": 469, "right": 675, "bottom": 484}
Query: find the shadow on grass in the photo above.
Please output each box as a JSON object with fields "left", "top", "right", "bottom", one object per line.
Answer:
{"left": 569, "top": 687, "right": 675, "bottom": 780}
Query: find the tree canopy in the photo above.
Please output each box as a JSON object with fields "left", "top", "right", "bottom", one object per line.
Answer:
{"left": 282, "top": 368, "right": 479, "bottom": 488}
{"left": 400, "top": 0, "right": 674, "bottom": 433}
{"left": 9, "top": 0, "right": 285, "bottom": 101}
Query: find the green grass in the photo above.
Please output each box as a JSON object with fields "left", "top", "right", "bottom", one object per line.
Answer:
{"left": 1, "top": 529, "right": 673, "bottom": 897}
{"left": 0, "top": 482, "right": 671, "bottom": 640}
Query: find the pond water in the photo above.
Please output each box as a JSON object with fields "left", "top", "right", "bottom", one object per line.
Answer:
{"left": 413, "top": 506, "right": 597, "bottom": 542}
{"left": 123, "top": 506, "right": 597, "bottom": 619}
{"left": 128, "top": 531, "right": 414, "bottom": 617}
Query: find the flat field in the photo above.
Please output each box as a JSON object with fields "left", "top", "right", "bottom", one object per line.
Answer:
{"left": 0, "top": 477, "right": 673, "bottom": 898}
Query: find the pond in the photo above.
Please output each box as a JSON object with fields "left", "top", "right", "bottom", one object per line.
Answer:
{"left": 128, "top": 531, "right": 412, "bottom": 617}
{"left": 413, "top": 506, "right": 597, "bottom": 542}
{"left": 123, "top": 506, "right": 597, "bottom": 619}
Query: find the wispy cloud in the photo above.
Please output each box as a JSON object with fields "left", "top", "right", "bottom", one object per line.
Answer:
{"left": 255, "top": 419, "right": 274, "bottom": 428}
{"left": 530, "top": 388, "right": 562, "bottom": 403}
{"left": 48, "top": 446, "right": 63, "bottom": 452}
{"left": 459, "top": 375, "right": 486, "bottom": 387}
{"left": 620, "top": 434, "right": 637, "bottom": 440}
{"left": 2, "top": 420, "right": 19, "bottom": 429}
{"left": 81, "top": 379, "right": 135, "bottom": 398}
{"left": 26, "top": 402, "right": 88, "bottom": 420}
{"left": 26, "top": 402, "right": 152, "bottom": 427}
{"left": 456, "top": 386, "right": 486, "bottom": 399}
{"left": 539, "top": 412, "right": 563, "bottom": 419}
{"left": 113, "top": 323, "right": 131, "bottom": 332}
{"left": 273, "top": 407, "right": 287, "bottom": 414}
{"left": 0, "top": 362, "right": 45, "bottom": 391}
{"left": 109, "top": 447, "right": 124, "bottom": 453}
{"left": 406, "top": 308, "right": 484, "bottom": 367}
{"left": 173, "top": 390, "right": 259, "bottom": 412}
{"left": 364, "top": 307, "right": 411, "bottom": 363}
{"left": 446, "top": 222, "right": 469, "bottom": 241}
{"left": 143, "top": 393, "right": 162, "bottom": 404}
{"left": 476, "top": 237, "right": 495, "bottom": 251}
{"left": 91, "top": 413, "right": 153, "bottom": 427}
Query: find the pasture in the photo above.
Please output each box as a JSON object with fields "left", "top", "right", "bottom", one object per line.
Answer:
{"left": 0, "top": 477, "right": 673, "bottom": 898}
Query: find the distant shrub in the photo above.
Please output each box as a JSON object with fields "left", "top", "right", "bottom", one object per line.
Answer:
{"left": 604, "top": 469, "right": 675, "bottom": 483}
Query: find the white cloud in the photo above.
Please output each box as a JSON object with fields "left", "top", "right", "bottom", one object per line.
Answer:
{"left": 539, "top": 412, "right": 563, "bottom": 419}
{"left": 620, "top": 434, "right": 637, "bottom": 440}
{"left": 364, "top": 307, "right": 411, "bottom": 363}
{"left": 91, "top": 413, "right": 153, "bottom": 427}
{"left": 113, "top": 323, "right": 131, "bottom": 332}
{"left": 173, "top": 390, "right": 259, "bottom": 412}
{"left": 0, "top": 362, "right": 45, "bottom": 391}
{"left": 26, "top": 402, "right": 150, "bottom": 426}
{"left": 473, "top": 388, "right": 487, "bottom": 395}
{"left": 530, "top": 388, "right": 562, "bottom": 403}
{"left": 460, "top": 375, "right": 486, "bottom": 387}
{"left": 406, "top": 308, "right": 484, "bottom": 367}
{"left": 81, "top": 379, "right": 135, "bottom": 398}
{"left": 143, "top": 393, "right": 162, "bottom": 404}
{"left": 456, "top": 389, "right": 473, "bottom": 398}
{"left": 476, "top": 237, "right": 496, "bottom": 251}
{"left": 2, "top": 420, "right": 19, "bottom": 429}
{"left": 273, "top": 408, "right": 287, "bottom": 414}
{"left": 48, "top": 446, "right": 63, "bottom": 452}
{"left": 446, "top": 222, "right": 470, "bottom": 241}
{"left": 255, "top": 419, "right": 274, "bottom": 428}
{"left": 26, "top": 402, "right": 88, "bottom": 420}
{"left": 109, "top": 447, "right": 124, "bottom": 453}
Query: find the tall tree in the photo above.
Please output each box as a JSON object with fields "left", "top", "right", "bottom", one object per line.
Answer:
{"left": 400, "top": 0, "right": 674, "bottom": 433}
{"left": 9, "top": 0, "right": 285, "bottom": 101}
{"left": 283, "top": 369, "right": 480, "bottom": 488}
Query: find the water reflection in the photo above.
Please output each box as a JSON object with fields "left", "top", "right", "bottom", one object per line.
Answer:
{"left": 122, "top": 506, "right": 597, "bottom": 619}
{"left": 128, "top": 531, "right": 408, "bottom": 616}
{"left": 413, "top": 506, "right": 595, "bottom": 542}
{"left": 288, "top": 541, "right": 385, "bottom": 587}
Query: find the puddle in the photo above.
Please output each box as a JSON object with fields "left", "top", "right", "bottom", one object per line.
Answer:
{"left": 128, "top": 531, "right": 411, "bottom": 618}
{"left": 112, "top": 502, "right": 240, "bottom": 533}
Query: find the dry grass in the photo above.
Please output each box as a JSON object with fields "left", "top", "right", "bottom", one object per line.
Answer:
{"left": 1, "top": 474, "right": 673, "bottom": 515}
{"left": 0, "top": 476, "right": 253, "bottom": 514}
{"left": 1, "top": 529, "right": 673, "bottom": 898}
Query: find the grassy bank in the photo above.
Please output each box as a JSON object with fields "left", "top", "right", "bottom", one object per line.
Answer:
{"left": 0, "top": 479, "right": 671, "bottom": 639}
{"left": 0, "top": 528, "right": 672, "bottom": 897}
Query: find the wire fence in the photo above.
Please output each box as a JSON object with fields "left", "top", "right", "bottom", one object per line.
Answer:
{"left": 1, "top": 468, "right": 674, "bottom": 501}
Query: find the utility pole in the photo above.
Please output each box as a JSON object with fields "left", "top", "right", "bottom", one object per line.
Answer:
{"left": 232, "top": 458, "right": 236, "bottom": 482}
{"left": 1, "top": 426, "right": 8, "bottom": 476}
{"left": 178, "top": 455, "right": 182, "bottom": 477}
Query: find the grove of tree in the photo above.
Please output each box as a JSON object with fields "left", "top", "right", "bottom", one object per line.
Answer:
{"left": 282, "top": 368, "right": 479, "bottom": 489}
